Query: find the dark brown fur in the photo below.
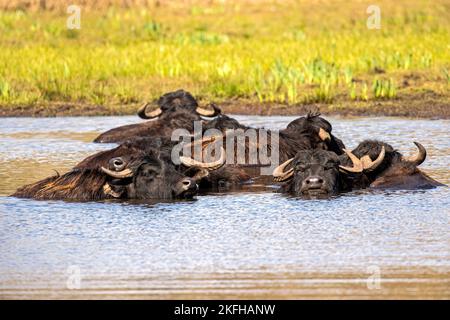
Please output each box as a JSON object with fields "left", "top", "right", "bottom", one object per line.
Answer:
{"left": 12, "top": 137, "right": 255, "bottom": 200}
{"left": 13, "top": 169, "right": 109, "bottom": 200}
{"left": 200, "top": 112, "right": 345, "bottom": 179}
{"left": 278, "top": 139, "right": 444, "bottom": 197}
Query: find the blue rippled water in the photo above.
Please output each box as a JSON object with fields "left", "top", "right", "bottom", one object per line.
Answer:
{"left": 0, "top": 116, "right": 448, "bottom": 298}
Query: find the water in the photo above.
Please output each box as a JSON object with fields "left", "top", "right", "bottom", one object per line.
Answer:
{"left": 0, "top": 116, "right": 449, "bottom": 299}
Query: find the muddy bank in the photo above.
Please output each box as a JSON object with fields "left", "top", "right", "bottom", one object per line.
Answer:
{"left": 1, "top": 94, "right": 449, "bottom": 119}
{"left": 220, "top": 98, "right": 450, "bottom": 119}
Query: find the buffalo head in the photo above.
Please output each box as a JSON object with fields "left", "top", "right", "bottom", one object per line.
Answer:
{"left": 137, "top": 89, "right": 221, "bottom": 119}
{"left": 273, "top": 147, "right": 385, "bottom": 197}
{"left": 93, "top": 90, "right": 221, "bottom": 143}
{"left": 99, "top": 145, "right": 199, "bottom": 200}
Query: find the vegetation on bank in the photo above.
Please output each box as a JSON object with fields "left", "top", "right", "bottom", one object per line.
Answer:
{"left": 0, "top": 0, "right": 449, "bottom": 116}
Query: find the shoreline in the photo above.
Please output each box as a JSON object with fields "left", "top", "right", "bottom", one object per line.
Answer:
{"left": 1, "top": 267, "right": 448, "bottom": 299}
{"left": 1, "top": 96, "right": 449, "bottom": 119}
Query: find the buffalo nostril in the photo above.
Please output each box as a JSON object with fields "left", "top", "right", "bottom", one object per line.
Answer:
{"left": 174, "top": 178, "right": 197, "bottom": 198}
{"left": 305, "top": 177, "right": 324, "bottom": 187}
{"left": 181, "top": 179, "right": 197, "bottom": 191}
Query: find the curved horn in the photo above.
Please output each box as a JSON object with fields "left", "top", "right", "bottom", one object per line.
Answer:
{"left": 180, "top": 147, "right": 226, "bottom": 170}
{"left": 339, "top": 149, "right": 363, "bottom": 173}
{"left": 137, "top": 102, "right": 162, "bottom": 119}
{"left": 360, "top": 146, "right": 385, "bottom": 172}
{"left": 192, "top": 168, "right": 210, "bottom": 182}
{"left": 273, "top": 158, "right": 294, "bottom": 182}
{"left": 103, "top": 183, "right": 122, "bottom": 198}
{"left": 101, "top": 167, "right": 134, "bottom": 178}
{"left": 401, "top": 142, "right": 426, "bottom": 166}
{"left": 319, "top": 128, "right": 331, "bottom": 141}
{"left": 196, "top": 103, "right": 221, "bottom": 117}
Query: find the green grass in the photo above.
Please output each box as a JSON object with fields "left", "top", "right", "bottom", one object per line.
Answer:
{"left": 0, "top": 0, "right": 449, "bottom": 113}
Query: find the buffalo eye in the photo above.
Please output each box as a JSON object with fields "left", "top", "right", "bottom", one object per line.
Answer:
{"left": 218, "top": 179, "right": 228, "bottom": 188}
{"left": 295, "top": 164, "right": 308, "bottom": 172}
{"left": 140, "top": 166, "right": 159, "bottom": 179}
{"left": 321, "top": 161, "right": 335, "bottom": 170}
{"left": 110, "top": 157, "right": 126, "bottom": 171}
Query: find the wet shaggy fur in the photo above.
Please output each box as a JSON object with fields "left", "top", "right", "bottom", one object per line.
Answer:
{"left": 201, "top": 112, "right": 345, "bottom": 180}
{"left": 75, "top": 139, "right": 156, "bottom": 170}
{"left": 202, "top": 114, "right": 248, "bottom": 132}
{"left": 12, "top": 137, "right": 255, "bottom": 201}
{"left": 156, "top": 89, "right": 199, "bottom": 112}
{"left": 13, "top": 169, "right": 109, "bottom": 200}
{"left": 12, "top": 138, "right": 179, "bottom": 200}
{"left": 93, "top": 137, "right": 254, "bottom": 189}
{"left": 281, "top": 111, "right": 345, "bottom": 155}
{"left": 198, "top": 165, "right": 252, "bottom": 190}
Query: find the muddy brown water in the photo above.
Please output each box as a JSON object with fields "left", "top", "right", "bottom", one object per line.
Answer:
{"left": 0, "top": 115, "right": 449, "bottom": 299}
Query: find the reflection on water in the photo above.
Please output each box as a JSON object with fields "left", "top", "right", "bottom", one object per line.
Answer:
{"left": 0, "top": 116, "right": 449, "bottom": 299}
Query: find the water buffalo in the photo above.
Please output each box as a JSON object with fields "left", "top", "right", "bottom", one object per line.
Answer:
{"left": 12, "top": 137, "right": 226, "bottom": 201}
{"left": 188, "top": 112, "right": 346, "bottom": 182}
{"left": 93, "top": 89, "right": 221, "bottom": 143}
{"left": 348, "top": 140, "right": 444, "bottom": 190}
{"left": 273, "top": 140, "right": 443, "bottom": 197}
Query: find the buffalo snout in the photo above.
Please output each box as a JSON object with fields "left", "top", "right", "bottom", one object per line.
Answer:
{"left": 303, "top": 176, "right": 325, "bottom": 190}
{"left": 173, "top": 177, "right": 198, "bottom": 198}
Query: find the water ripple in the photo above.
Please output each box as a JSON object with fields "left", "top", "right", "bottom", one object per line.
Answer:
{"left": 0, "top": 115, "right": 449, "bottom": 298}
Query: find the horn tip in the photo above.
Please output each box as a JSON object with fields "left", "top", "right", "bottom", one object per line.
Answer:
{"left": 413, "top": 141, "right": 425, "bottom": 150}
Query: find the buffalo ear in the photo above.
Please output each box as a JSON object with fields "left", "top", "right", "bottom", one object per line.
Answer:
{"left": 318, "top": 128, "right": 331, "bottom": 141}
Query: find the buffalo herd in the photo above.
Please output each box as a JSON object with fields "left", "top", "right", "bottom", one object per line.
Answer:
{"left": 13, "top": 89, "right": 444, "bottom": 201}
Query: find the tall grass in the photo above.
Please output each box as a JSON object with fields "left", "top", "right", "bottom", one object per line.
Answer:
{"left": 0, "top": 0, "right": 448, "bottom": 109}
